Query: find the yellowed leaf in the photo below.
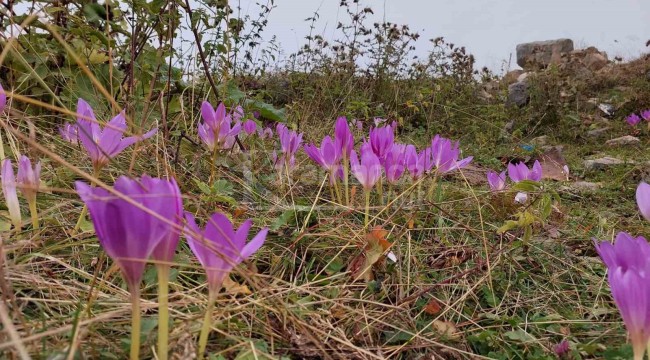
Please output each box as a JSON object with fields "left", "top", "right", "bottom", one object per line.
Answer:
{"left": 222, "top": 276, "right": 251, "bottom": 295}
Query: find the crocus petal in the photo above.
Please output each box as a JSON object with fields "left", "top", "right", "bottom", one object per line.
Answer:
{"left": 201, "top": 101, "right": 217, "bottom": 128}
{"left": 637, "top": 182, "right": 650, "bottom": 222}
{"left": 608, "top": 267, "right": 650, "bottom": 358}
{"left": 0, "top": 83, "right": 6, "bottom": 113}
{"left": 1, "top": 159, "right": 21, "bottom": 229}
{"left": 530, "top": 160, "right": 543, "bottom": 181}
{"left": 243, "top": 120, "right": 257, "bottom": 135}
{"left": 240, "top": 227, "right": 268, "bottom": 259}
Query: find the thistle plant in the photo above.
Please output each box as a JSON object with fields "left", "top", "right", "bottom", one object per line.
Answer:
{"left": 184, "top": 212, "right": 267, "bottom": 359}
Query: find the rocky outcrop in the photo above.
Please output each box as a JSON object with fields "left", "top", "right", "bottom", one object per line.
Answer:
{"left": 516, "top": 39, "right": 574, "bottom": 69}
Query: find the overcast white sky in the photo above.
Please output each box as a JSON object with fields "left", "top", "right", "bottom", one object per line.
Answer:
{"left": 224, "top": 0, "right": 650, "bottom": 72}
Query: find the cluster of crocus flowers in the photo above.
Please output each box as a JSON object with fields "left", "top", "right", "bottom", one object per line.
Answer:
{"left": 1, "top": 156, "right": 41, "bottom": 230}
{"left": 184, "top": 211, "right": 267, "bottom": 359}
{"left": 76, "top": 99, "right": 157, "bottom": 172}
{"left": 626, "top": 110, "right": 650, "bottom": 127}
{"left": 485, "top": 160, "right": 543, "bottom": 203}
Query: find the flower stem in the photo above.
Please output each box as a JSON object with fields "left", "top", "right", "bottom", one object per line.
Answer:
{"left": 130, "top": 288, "right": 142, "bottom": 360}
{"left": 28, "top": 199, "right": 39, "bottom": 230}
{"left": 210, "top": 147, "right": 218, "bottom": 183}
{"left": 197, "top": 291, "right": 216, "bottom": 360}
{"left": 343, "top": 157, "right": 349, "bottom": 206}
{"left": 332, "top": 176, "right": 343, "bottom": 204}
{"left": 377, "top": 177, "right": 384, "bottom": 205}
{"left": 364, "top": 190, "right": 370, "bottom": 227}
{"left": 157, "top": 265, "right": 170, "bottom": 360}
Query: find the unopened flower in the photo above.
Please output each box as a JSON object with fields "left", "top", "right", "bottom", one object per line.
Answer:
{"left": 243, "top": 119, "right": 257, "bottom": 135}
{"left": 0, "top": 83, "right": 6, "bottom": 113}
{"left": 59, "top": 122, "right": 78, "bottom": 144}
{"left": 641, "top": 110, "right": 650, "bottom": 121}
{"left": 334, "top": 117, "right": 354, "bottom": 159}
{"left": 636, "top": 182, "right": 650, "bottom": 222}
{"left": 350, "top": 142, "right": 382, "bottom": 191}
{"left": 383, "top": 143, "right": 406, "bottom": 184}
{"left": 75, "top": 175, "right": 182, "bottom": 289}
{"left": 76, "top": 99, "right": 157, "bottom": 170}
{"left": 17, "top": 155, "right": 40, "bottom": 205}
{"left": 553, "top": 339, "right": 569, "bottom": 358}
{"left": 508, "top": 160, "right": 542, "bottom": 182}
{"left": 1, "top": 159, "right": 21, "bottom": 229}
{"left": 404, "top": 144, "right": 427, "bottom": 181}
{"left": 487, "top": 170, "right": 506, "bottom": 191}
{"left": 369, "top": 125, "right": 394, "bottom": 162}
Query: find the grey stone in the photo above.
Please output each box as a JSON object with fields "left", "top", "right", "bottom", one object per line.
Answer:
{"left": 530, "top": 135, "right": 549, "bottom": 146}
{"left": 587, "top": 127, "right": 610, "bottom": 137}
{"left": 605, "top": 135, "right": 640, "bottom": 146}
{"left": 507, "top": 81, "right": 529, "bottom": 107}
{"left": 584, "top": 52, "right": 608, "bottom": 71}
{"left": 568, "top": 181, "right": 602, "bottom": 192}
{"left": 584, "top": 157, "right": 625, "bottom": 170}
{"left": 516, "top": 39, "right": 574, "bottom": 69}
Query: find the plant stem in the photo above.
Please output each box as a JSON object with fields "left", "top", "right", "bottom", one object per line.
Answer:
{"left": 377, "top": 177, "right": 384, "bottom": 205}
{"left": 157, "top": 265, "right": 170, "bottom": 360}
{"left": 28, "top": 199, "right": 39, "bottom": 230}
{"left": 130, "top": 288, "right": 142, "bottom": 360}
{"left": 210, "top": 147, "right": 218, "bottom": 183}
{"left": 343, "top": 157, "right": 349, "bottom": 206}
{"left": 332, "top": 176, "right": 343, "bottom": 205}
{"left": 197, "top": 291, "right": 217, "bottom": 360}
{"left": 364, "top": 190, "right": 370, "bottom": 227}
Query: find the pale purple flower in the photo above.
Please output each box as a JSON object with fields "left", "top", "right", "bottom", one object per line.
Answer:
{"left": 277, "top": 123, "right": 303, "bottom": 157}
{"left": 150, "top": 177, "right": 184, "bottom": 264}
{"left": 335, "top": 117, "right": 354, "bottom": 159}
{"left": 487, "top": 170, "right": 506, "bottom": 191}
{"left": 369, "top": 125, "right": 395, "bottom": 162}
{"left": 641, "top": 110, "right": 650, "bottom": 122}
{"left": 198, "top": 108, "right": 241, "bottom": 151}
{"left": 59, "top": 122, "right": 78, "bottom": 144}
{"left": 201, "top": 101, "right": 227, "bottom": 129}
{"left": 76, "top": 175, "right": 182, "bottom": 289}
{"left": 243, "top": 120, "right": 257, "bottom": 135}
{"left": 405, "top": 145, "right": 427, "bottom": 181}
{"left": 17, "top": 155, "right": 41, "bottom": 204}
{"left": 507, "top": 160, "right": 542, "bottom": 182}
{"left": 232, "top": 106, "right": 244, "bottom": 122}
{"left": 0, "top": 83, "right": 6, "bottom": 113}
{"left": 595, "top": 232, "right": 650, "bottom": 359}
{"left": 350, "top": 142, "right": 382, "bottom": 191}
{"left": 258, "top": 127, "right": 273, "bottom": 139}
{"left": 304, "top": 136, "right": 342, "bottom": 184}
{"left": 184, "top": 211, "right": 267, "bottom": 294}
{"left": 514, "top": 192, "right": 528, "bottom": 203}
{"left": 636, "top": 182, "right": 650, "bottom": 222}
{"left": 626, "top": 113, "right": 642, "bottom": 126}
{"left": 1, "top": 159, "right": 21, "bottom": 229}
{"left": 76, "top": 99, "right": 157, "bottom": 170}
{"left": 430, "top": 135, "right": 473, "bottom": 173}
{"left": 383, "top": 143, "right": 406, "bottom": 184}
{"left": 554, "top": 339, "right": 569, "bottom": 358}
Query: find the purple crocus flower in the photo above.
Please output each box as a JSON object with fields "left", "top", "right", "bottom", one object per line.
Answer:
{"left": 304, "top": 136, "right": 342, "bottom": 184}
{"left": 198, "top": 110, "right": 241, "bottom": 151}
{"left": 0, "top": 83, "right": 6, "bottom": 113}
{"left": 277, "top": 124, "right": 303, "bottom": 156}
{"left": 350, "top": 142, "right": 382, "bottom": 191}
{"left": 243, "top": 119, "right": 257, "bottom": 135}
{"left": 626, "top": 113, "right": 642, "bottom": 126}
{"left": 594, "top": 232, "right": 650, "bottom": 359}
{"left": 369, "top": 125, "right": 395, "bottom": 162}
{"left": 487, "top": 170, "right": 506, "bottom": 191}
{"left": 252, "top": 111, "right": 261, "bottom": 119}
{"left": 638, "top": 182, "right": 650, "bottom": 222}
{"left": 76, "top": 99, "right": 157, "bottom": 170}
{"left": 1, "top": 159, "right": 21, "bottom": 229}
{"left": 554, "top": 340, "right": 570, "bottom": 358}
{"left": 257, "top": 127, "right": 272, "bottom": 139}
{"left": 383, "top": 143, "right": 406, "bottom": 184}
{"left": 75, "top": 175, "right": 182, "bottom": 289}
{"left": 150, "top": 177, "right": 184, "bottom": 264}
{"left": 430, "top": 135, "right": 473, "bottom": 173}
{"left": 641, "top": 110, "right": 650, "bottom": 122}
{"left": 184, "top": 211, "right": 267, "bottom": 294}
{"left": 59, "top": 122, "right": 78, "bottom": 144}
{"left": 17, "top": 155, "right": 41, "bottom": 204}
{"left": 200, "top": 101, "right": 227, "bottom": 129}
{"left": 405, "top": 145, "right": 427, "bottom": 181}
{"left": 334, "top": 117, "right": 354, "bottom": 159}
{"left": 507, "top": 160, "right": 542, "bottom": 182}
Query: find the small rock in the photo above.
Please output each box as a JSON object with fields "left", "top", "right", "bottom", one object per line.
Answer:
{"left": 503, "top": 70, "right": 525, "bottom": 84}
{"left": 587, "top": 127, "right": 610, "bottom": 137}
{"left": 598, "top": 103, "right": 615, "bottom": 118}
{"left": 530, "top": 135, "right": 549, "bottom": 146}
{"left": 584, "top": 157, "right": 625, "bottom": 170}
{"left": 517, "top": 72, "right": 530, "bottom": 83}
{"left": 516, "top": 39, "right": 574, "bottom": 69}
{"left": 507, "top": 81, "right": 529, "bottom": 107}
{"left": 606, "top": 135, "right": 640, "bottom": 146}
{"left": 584, "top": 52, "right": 608, "bottom": 71}
{"left": 570, "top": 181, "right": 602, "bottom": 192}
